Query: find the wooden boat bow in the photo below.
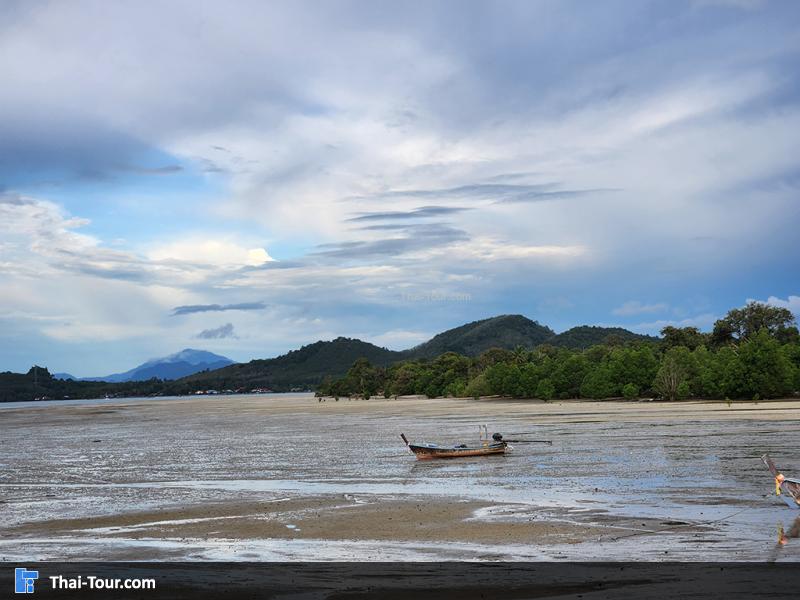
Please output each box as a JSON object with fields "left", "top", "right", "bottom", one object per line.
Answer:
{"left": 763, "top": 454, "right": 800, "bottom": 509}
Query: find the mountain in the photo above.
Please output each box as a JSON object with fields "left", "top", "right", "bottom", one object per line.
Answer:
{"left": 404, "top": 315, "right": 556, "bottom": 359}
{"left": 53, "top": 372, "right": 77, "bottom": 380}
{"left": 546, "top": 326, "right": 658, "bottom": 349}
{"left": 1, "top": 318, "right": 661, "bottom": 401}
{"left": 179, "top": 337, "right": 400, "bottom": 391}
{"left": 85, "top": 349, "right": 235, "bottom": 382}
{"left": 175, "top": 318, "right": 652, "bottom": 390}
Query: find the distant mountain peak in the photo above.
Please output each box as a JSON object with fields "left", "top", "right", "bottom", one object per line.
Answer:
{"left": 142, "top": 348, "right": 232, "bottom": 367}
{"left": 85, "top": 349, "right": 236, "bottom": 382}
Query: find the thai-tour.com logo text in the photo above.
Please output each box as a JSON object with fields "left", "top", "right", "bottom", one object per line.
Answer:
{"left": 15, "top": 567, "right": 156, "bottom": 593}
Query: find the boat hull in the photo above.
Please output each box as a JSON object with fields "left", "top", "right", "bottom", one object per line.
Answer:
{"left": 778, "top": 480, "right": 800, "bottom": 509}
{"left": 763, "top": 454, "right": 800, "bottom": 509}
{"left": 408, "top": 442, "right": 507, "bottom": 460}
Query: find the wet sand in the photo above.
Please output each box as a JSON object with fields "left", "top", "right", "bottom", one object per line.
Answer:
{"left": 1, "top": 394, "right": 799, "bottom": 560}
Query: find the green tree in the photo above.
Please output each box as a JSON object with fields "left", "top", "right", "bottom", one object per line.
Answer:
{"left": 653, "top": 355, "right": 687, "bottom": 401}
{"left": 464, "top": 373, "right": 491, "bottom": 399}
{"left": 693, "top": 345, "right": 723, "bottom": 398}
{"left": 535, "top": 378, "right": 555, "bottom": 400}
{"left": 781, "top": 343, "right": 800, "bottom": 393}
{"left": 429, "top": 352, "right": 471, "bottom": 397}
{"left": 475, "top": 347, "right": 515, "bottom": 371}
{"left": 500, "top": 364, "right": 523, "bottom": 397}
{"left": 664, "top": 346, "right": 700, "bottom": 395}
{"left": 711, "top": 301, "right": 796, "bottom": 345}
{"left": 518, "top": 363, "right": 539, "bottom": 397}
{"left": 551, "top": 353, "right": 589, "bottom": 398}
{"left": 512, "top": 345, "right": 530, "bottom": 365}
{"left": 344, "top": 358, "right": 384, "bottom": 399}
{"left": 580, "top": 364, "right": 617, "bottom": 399}
{"left": 715, "top": 345, "right": 744, "bottom": 398}
{"left": 661, "top": 326, "right": 707, "bottom": 351}
{"left": 735, "top": 329, "right": 793, "bottom": 398}
{"left": 484, "top": 362, "right": 509, "bottom": 395}
{"left": 608, "top": 346, "right": 659, "bottom": 393}
{"left": 387, "top": 362, "right": 421, "bottom": 396}
{"left": 622, "top": 383, "right": 639, "bottom": 399}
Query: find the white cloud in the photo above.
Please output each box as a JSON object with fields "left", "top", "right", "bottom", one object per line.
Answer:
{"left": 1, "top": 2, "right": 798, "bottom": 373}
{"left": 753, "top": 295, "right": 800, "bottom": 317}
{"left": 421, "top": 238, "right": 587, "bottom": 263}
{"left": 148, "top": 240, "right": 275, "bottom": 267}
{"left": 612, "top": 301, "right": 670, "bottom": 316}
{"left": 629, "top": 313, "right": 718, "bottom": 335}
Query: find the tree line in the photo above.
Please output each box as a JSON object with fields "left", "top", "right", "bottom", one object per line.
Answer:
{"left": 317, "top": 302, "right": 800, "bottom": 401}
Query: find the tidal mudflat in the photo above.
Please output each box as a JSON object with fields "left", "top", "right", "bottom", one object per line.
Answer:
{"left": 1, "top": 394, "right": 798, "bottom": 561}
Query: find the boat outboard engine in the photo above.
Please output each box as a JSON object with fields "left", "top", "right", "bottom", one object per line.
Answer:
{"left": 492, "top": 432, "right": 503, "bottom": 442}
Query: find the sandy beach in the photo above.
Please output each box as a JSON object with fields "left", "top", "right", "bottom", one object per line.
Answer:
{"left": 1, "top": 394, "right": 799, "bottom": 561}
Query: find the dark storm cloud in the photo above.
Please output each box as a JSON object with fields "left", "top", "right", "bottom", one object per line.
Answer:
{"left": 171, "top": 302, "right": 267, "bottom": 316}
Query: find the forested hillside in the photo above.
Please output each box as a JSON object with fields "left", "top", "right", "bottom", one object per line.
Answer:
{"left": 318, "top": 302, "right": 800, "bottom": 401}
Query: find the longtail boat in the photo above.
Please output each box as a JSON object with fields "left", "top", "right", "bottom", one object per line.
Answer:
{"left": 400, "top": 428, "right": 508, "bottom": 460}
{"left": 763, "top": 454, "right": 800, "bottom": 509}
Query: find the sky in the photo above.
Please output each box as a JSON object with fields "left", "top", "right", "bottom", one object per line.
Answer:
{"left": 1, "top": 0, "right": 799, "bottom": 376}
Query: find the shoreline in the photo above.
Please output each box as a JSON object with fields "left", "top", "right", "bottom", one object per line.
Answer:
{"left": 3, "top": 390, "right": 798, "bottom": 407}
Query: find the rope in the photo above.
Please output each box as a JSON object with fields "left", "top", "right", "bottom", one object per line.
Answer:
{"left": 605, "top": 507, "right": 751, "bottom": 542}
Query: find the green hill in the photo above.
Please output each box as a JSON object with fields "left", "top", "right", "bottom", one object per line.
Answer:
{"left": 0, "top": 367, "right": 169, "bottom": 403}
{"left": 1, "top": 318, "right": 659, "bottom": 401}
{"left": 546, "top": 326, "right": 658, "bottom": 349}
{"left": 177, "top": 337, "right": 401, "bottom": 391}
{"left": 404, "top": 315, "right": 555, "bottom": 359}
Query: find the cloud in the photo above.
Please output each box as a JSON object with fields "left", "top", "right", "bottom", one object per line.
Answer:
{"left": 629, "top": 314, "right": 718, "bottom": 335}
{"left": 149, "top": 240, "right": 275, "bottom": 267}
{"left": 0, "top": 192, "right": 268, "bottom": 287}
{"left": 752, "top": 295, "right": 800, "bottom": 318}
{"left": 492, "top": 188, "right": 618, "bottom": 204}
{"left": 1, "top": 2, "right": 799, "bottom": 375}
{"left": 172, "top": 302, "right": 267, "bottom": 316}
{"left": 195, "top": 322, "right": 237, "bottom": 339}
{"left": 612, "top": 301, "right": 670, "bottom": 316}
{"left": 352, "top": 183, "right": 614, "bottom": 205}
{"left": 360, "top": 183, "right": 556, "bottom": 202}
{"left": 346, "top": 205, "right": 470, "bottom": 222}
{"left": 311, "top": 224, "right": 469, "bottom": 259}
{"left": 117, "top": 164, "right": 183, "bottom": 175}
